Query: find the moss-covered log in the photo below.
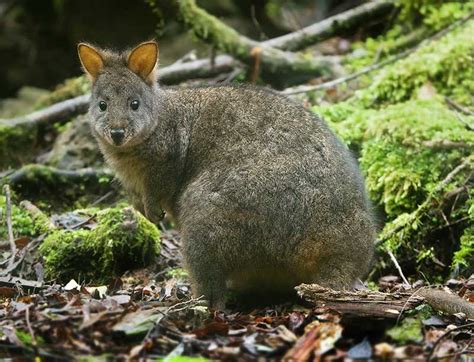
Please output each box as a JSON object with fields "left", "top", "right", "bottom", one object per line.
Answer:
{"left": 1, "top": 164, "right": 116, "bottom": 207}
{"left": 165, "top": 0, "right": 338, "bottom": 84}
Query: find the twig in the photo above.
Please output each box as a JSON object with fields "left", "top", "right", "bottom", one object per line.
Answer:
{"left": 387, "top": 250, "right": 410, "bottom": 287}
{"left": 452, "top": 112, "right": 474, "bottom": 132}
{"left": 166, "top": 295, "right": 205, "bottom": 314}
{"left": 0, "top": 235, "right": 45, "bottom": 277}
{"left": 69, "top": 214, "right": 96, "bottom": 230}
{"left": 0, "top": 275, "right": 43, "bottom": 290}
{"left": 25, "top": 306, "right": 38, "bottom": 349}
{"left": 282, "top": 12, "right": 474, "bottom": 95}
{"left": 281, "top": 52, "right": 407, "bottom": 95}
{"left": 445, "top": 97, "right": 474, "bottom": 117}
{"left": 20, "top": 200, "right": 56, "bottom": 230}
{"left": 427, "top": 322, "right": 474, "bottom": 361}
{"left": 3, "top": 185, "right": 16, "bottom": 269}
{"left": 421, "top": 140, "right": 471, "bottom": 149}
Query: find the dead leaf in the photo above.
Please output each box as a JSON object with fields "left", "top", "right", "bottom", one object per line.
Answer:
{"left": 64, "top": 279, "right": 81, "bottom": 292}
{"left": 283, "top": 321, "right": 343, "bottom": 361}
{"left": 112, "top": 308, "right": 163, "bottom": 336}
{"left": 193, "top": 320, "right": 229, "bottom": 338}
{"left": 0, "top": 286, "right": 16, "bottom": 298}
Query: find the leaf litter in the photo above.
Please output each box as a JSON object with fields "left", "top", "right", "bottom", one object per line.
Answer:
{"left": 0, "top": 213, "right": 473, "bottom": 360}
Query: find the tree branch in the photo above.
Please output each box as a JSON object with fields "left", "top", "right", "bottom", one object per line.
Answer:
{"left": 263, "top": 1, "right": 395, "bottom": 51}
{"left": 171, "top": 0, "right": 338, "bottom": 82}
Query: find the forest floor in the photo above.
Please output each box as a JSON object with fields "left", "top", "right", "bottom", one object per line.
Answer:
{"left": 1, "top": 219, "right": 473, "bottom": 361}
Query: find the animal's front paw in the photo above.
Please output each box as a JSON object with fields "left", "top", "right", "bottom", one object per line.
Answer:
{"left": 145, "top": 208, "right": 165, "bottom": 225}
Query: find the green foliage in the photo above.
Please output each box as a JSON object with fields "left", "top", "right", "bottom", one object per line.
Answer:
{"left": 0, "top": 123, "right": 37, "bottom": 170}
{"left": 396, "top": 0, "right": 473, "bottom": 29}
{"left": 347, "top": 1, "right": 473, "bottom": 76}
{"left": 387, "top": 317, "right": 423, "bottom": 344}
{"left": 35, "top": 76, "right": 90, "bottom": 108}
{"left": 39, "top": 207, "right": 161, "bottom": 283}
{"left": 167, "top": 267, "right": 189, "bottom": 279}
{"left": 358, "top": 20, "right": 474, "bottom": 106}
{"left": 0, "top": 195, "right": 35, "bottom": 239}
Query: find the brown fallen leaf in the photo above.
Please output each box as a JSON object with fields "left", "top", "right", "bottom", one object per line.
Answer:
{"left": 283, "top": 321, "right": 343, "bottom": 361}
{"left": 0, "top": 286, "right": 16, "bottom": 298}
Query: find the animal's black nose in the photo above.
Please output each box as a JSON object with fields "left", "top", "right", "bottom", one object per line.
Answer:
{"left": 110, "top": 128, "right": 125, "bottom": 145}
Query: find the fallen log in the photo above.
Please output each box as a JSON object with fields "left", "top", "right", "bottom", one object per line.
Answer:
{"left": 1, "top": 164, "right": 116, "bottom": 203}
{"left": 296, "top": 284, "right": 425, "bottom": 320}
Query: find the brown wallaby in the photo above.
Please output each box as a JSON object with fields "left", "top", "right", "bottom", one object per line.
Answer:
{"left": 77, "top": 41, "right": 473, "bottom": 316}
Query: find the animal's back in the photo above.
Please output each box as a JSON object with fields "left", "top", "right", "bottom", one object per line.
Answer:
{"left": 171, "top": 86, "right": 375, "bottom": 299}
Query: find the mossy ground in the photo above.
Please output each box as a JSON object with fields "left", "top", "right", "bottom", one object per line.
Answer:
{"left": 312, "top": 15, "right": 474, "bottom": 280}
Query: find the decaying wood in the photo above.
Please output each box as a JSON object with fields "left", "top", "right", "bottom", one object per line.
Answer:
{"left": 3, "top": 165, "right": 113, "bottom": 187}
{"left": 263, "top": 0, "right": 395, "bottom": 51}
{"left": 296, "top": 284, "right": 425, "bottom": 319}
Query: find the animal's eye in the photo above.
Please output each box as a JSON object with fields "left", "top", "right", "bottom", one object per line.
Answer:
{"left": 99, "top": 101, "right": 107, "bottom": 112}
{"left": 130, "top": 100, "right": 139, "bottom": 111}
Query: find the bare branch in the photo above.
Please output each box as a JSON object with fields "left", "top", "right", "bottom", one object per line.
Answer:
{"left": 2, "top": 185, "right": 16, "bottom": 269}
{"left": 263, "top": 1, "right": 395, "bottom": 51}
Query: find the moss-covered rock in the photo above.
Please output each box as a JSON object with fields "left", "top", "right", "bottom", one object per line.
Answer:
{"left": 39, "top": 207, "right": 160, "bottom": 283}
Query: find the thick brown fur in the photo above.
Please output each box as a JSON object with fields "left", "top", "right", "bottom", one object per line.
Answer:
{"left": 79, "top": 41, "right": 376, "bottom": 308}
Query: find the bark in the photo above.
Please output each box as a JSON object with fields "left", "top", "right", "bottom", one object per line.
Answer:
{"left": 263, "top": 1, "right": 395, "bottom": 51}
{"left": 171, "top": 0, "right": 338, "bottom": 82}
{"left": 296, "top": 284, "right": 425, "bottom": 320}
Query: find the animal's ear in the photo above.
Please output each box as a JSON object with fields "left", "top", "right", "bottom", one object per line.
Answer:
{"left": 77, "top": 43, "right": 104, "bottom": 82}
{"left": 127, "top": 41, "right": 159, "bottom": 85}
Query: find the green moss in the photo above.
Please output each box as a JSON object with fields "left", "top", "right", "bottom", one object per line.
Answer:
{"left": 39, "top": 207, "right": 160, "bottom": 283}
{"left": 0, "top": 123, "right": 37, "bottom": 170}
{"left": 167, "top": 267, "right": 189, "bottom": 279}
{"left": 34, "top": 76, "right": 90, "bottom": 108}
{"left": 0, "top": 196, "right": 35, "bottom": 239}
{"left": 396, "top": 0, "right": 474, "bottom": 29}
{"left": 387, "top": 317, "right": 423, "bottom": 344}
{"left": 357, "top": 20, "right": 474, "bottom": 106}
{"left": 347, "top": 4, "right": 473, "bottom": 96}
{"left": 314, "top": 98, "right": 473, "bottom": 277}
{"left": 453, "top": 230, "right": 473, "bottom": 269}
